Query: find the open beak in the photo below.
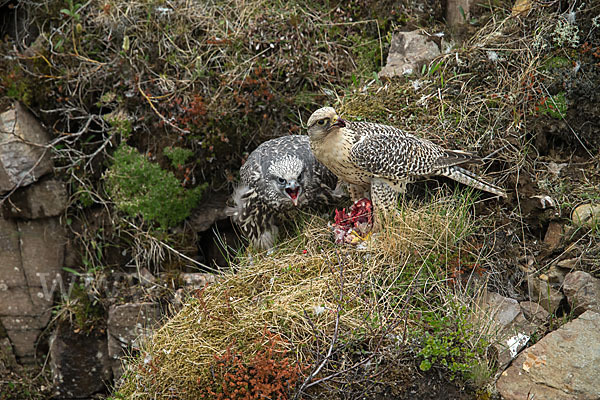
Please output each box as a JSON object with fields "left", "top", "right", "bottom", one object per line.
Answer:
{"left": 331, "top": 115, "right": 346, "bottom": 128}
{"left": 285, "top": 180, "right": 301, "bottom": 206}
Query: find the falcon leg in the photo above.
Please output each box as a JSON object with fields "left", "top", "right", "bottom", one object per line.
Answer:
{"left": 349, "top": 184, "right": 370, "bottom": 202}
{"left": 371, "top": 179, "right": 399, "bottom": 231}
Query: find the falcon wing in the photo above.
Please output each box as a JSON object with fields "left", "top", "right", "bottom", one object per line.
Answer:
{"left": 349, "top": 123, "right": 473, "bottom": 179}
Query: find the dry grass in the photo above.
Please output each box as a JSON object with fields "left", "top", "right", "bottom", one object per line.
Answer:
{"left": 116, "top": 192, "right": 492, "bottom": 398}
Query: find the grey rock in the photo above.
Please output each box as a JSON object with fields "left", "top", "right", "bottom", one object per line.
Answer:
{"left": 497, "top": 311, "right": 600, "bottom": 400}
{"left": 0, "top": 217, "right": 25, "bottom": 287}
{"left": 0, "top": 103, "right": 53, "bottom": 193}
{"left": 519, "top": 301, "right": 550, "bottom": 326}
{"left": 18, "top": 218, "right": 65, "bottom": 286}
{"left": 50, "top": 321, "right": 111, "bottom": 398}
{"left": 107, "top": 302, "right": 162, "bottom": 379}
{"left": 0, "top": 337, "right": 18, "bottom": 372}
{"left": 5, "top": 329, "right": 39, "bottom": 360}
{"left": 379, "top": 31, "right": 441, "bottom": 78}
{"left": 571, "top": 203, "right": 600, "bottom": 228}
{"left": 476, "top": 291, "right": 536, "bottom": 368}
{"left": 3, "top": 178, "right": 68, "bottom": 219}
{"left": 0, "top": 216, "right": 65, "bottom": 361}
{"left": 181, "top": 272, "right": 217, "bottom": 289}
{"left": 188, "top": 190, "right": 229, "bottom": 232}
{"left": 446, "top": 0, "right": 473, "bottom": 27}
{"left": 563, "top": 271, "right": 600, "bottom": 315}
{"left": 527, "top": 274, "right": 564, "bottom": 313}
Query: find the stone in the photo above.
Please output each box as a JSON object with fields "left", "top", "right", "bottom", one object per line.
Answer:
{"left": 0, "top": 102, "right": 53, "bottom": 194}
{"left": 0, "top": 217, "right": 25, "bottom": 287}
{"left": 446, "top": 0, "right": 473, "bottom": 27}
{"left": 563, "top": 271, "right": 600, "bottom": 315}
{"left": 3, "top": 178, "right": 68, "bottom": 219}
{"left": 50, "top": 321, "right": 111, "bottom": 398}
{"left": 543, "top": 221, "right": 563, "bottom": 252}
{"left": 107, "top": 302, "right": 162, "bottom": 379}
{"left": 571, "top": 203, "right": 600, "bottom": 228}
{"left": 5, "top": 329, "right": 39, "bottom": 359}
{"left": 0, "top": 216, "right": 65, "bottom": 361}
{"left": 527, "top": 274, "right": 564, "bottom": 313}
{"left": 188, "top": 190, "right": 229, "bottom": 232}
{"left": 181, "top": 272, "right": 217, "bottom": 289}
{"left": 476, "top": 291, "right": 537, "bottom": 367}
{"left": 18, "top": 218, "right": 65, "bottom": 286}
{"left": 378, "top": 31, "right": 441, "bottom": 78}
{"left": 519, "top": 301, "right": 550, "bottom": 326}
{"left": 0, "top": 287, "right": 36, "bottom": 316}
{"left": 497, "top": 311, "right": 600, "bottom": 400}
{"left": 0, "top": 337, "right": 18, "bottom": 372}
{"left": 547, "top": 264, "right": 569, "bottom": 285}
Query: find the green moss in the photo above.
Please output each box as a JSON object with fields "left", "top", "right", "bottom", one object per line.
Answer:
{"left": 539, "top": 92, "right": 567, "bottom": 119}
{"left": 105, "top": 144, "right": 206, "bottom": 228}
{"left": 542, "top": 55, "right": 571, "bottom": 69}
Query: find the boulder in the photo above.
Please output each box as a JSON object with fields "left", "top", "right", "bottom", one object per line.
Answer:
{"left": 0, "top": 216, "right": 65, "bottom": 362}
{"left": 188, "top": 190, "right": 229, "bottom": 232}
{"left": 0, "top": 103, "right": 53, "bottom": 194}
{"left": 527, "top": 274, "right": 564, "bottom": 313}
{"left": 475, "top": 291, "right": 537, "bottom": 368}
{"left": 107, "top": 302, "right": 162, "bottom": 379}
{"left": 571, "top": 203, "right": 600, "bottom": 228}
{"left": 0, "top": 337, "right": 18, "bottom": 372}
{"left": 519, "top": 301, "right": 550, "bottom": 326}
{"left": 563, "top": 271, "right": 600, "bottom": 315}
{"left": 497, "top": 311, "right": 600, "bottom": 400}
{"left": 50, "top": 321, "right": 111, "bottom": 398}
{"left": 2, "top": 177, "right": 68, "bottom": 219}
{"left": 378, "top": 31, "right": 441, "bottom": 78}
{"left": 543, "top": 221, "right": 563, "bottom": 252}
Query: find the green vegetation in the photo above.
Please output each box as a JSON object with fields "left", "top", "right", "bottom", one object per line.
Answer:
{"left": 53, "top": 281, "right": 105, "bottom": 333}
{"left": 538, "top": 92, "right": 567, "bottom": 119}
{"left": 418, "top": 304, "right": 490, "bottom": 379}
{"left": 163, "top": 146, "right": 195, "bottom": 168}
{"left": 104, "top": 144, "right": 206, "bottom": 229}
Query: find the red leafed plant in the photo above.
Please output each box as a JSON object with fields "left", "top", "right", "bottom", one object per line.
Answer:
{"left": 199, "top": 329, "right": 303, "bottom": 400}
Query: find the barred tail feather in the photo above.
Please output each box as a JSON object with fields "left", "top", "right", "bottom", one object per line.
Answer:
{"left": 443, "top": 166, "right": 507, "bottom": 198}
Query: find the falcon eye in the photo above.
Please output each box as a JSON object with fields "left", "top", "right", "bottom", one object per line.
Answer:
{"left": 277, "top": 177, "right": 286, "bottom": 185}
{"left": 317, "top": 119, "right": 327, "bottom": 126}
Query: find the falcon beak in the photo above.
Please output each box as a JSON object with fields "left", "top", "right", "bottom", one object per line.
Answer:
{"left": 285, "top": 180, "right": 301, "bottom": 206}
{"left": 331, "top": 115, "right": 346, "bottom": 129}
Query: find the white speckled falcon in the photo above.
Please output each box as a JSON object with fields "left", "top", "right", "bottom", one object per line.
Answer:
{"left": 227, "top": 135, "right": 340, "bottom": 250}
{"left": 307, "top": 107, "right": 506, "bottom": 226}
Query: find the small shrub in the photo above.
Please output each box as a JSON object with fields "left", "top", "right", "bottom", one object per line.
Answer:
{"left": 104, "top": 144, "right": 206, "bottom": 228}
{"left": 200, "top": 330, "right": 303, "bottom": 400}
{"left": 417, "top": 304, "right": 489, "bottom": 380}
{"left": 163, "top": 146, "right": 194, "bottom": 168}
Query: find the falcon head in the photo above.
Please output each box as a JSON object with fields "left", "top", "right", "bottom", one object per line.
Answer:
{"left": 267, "top": 154, "right": 307, "bottom": 207}
{"left": 307, "top": 107, "right": 346, "bottom": 141}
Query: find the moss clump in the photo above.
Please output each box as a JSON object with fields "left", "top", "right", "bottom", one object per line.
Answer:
{"left": 104, "top": 144, "right": 206, "bottom": 228}
{"left": 538, "top": 92, "right": 567, "bottom": 119}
